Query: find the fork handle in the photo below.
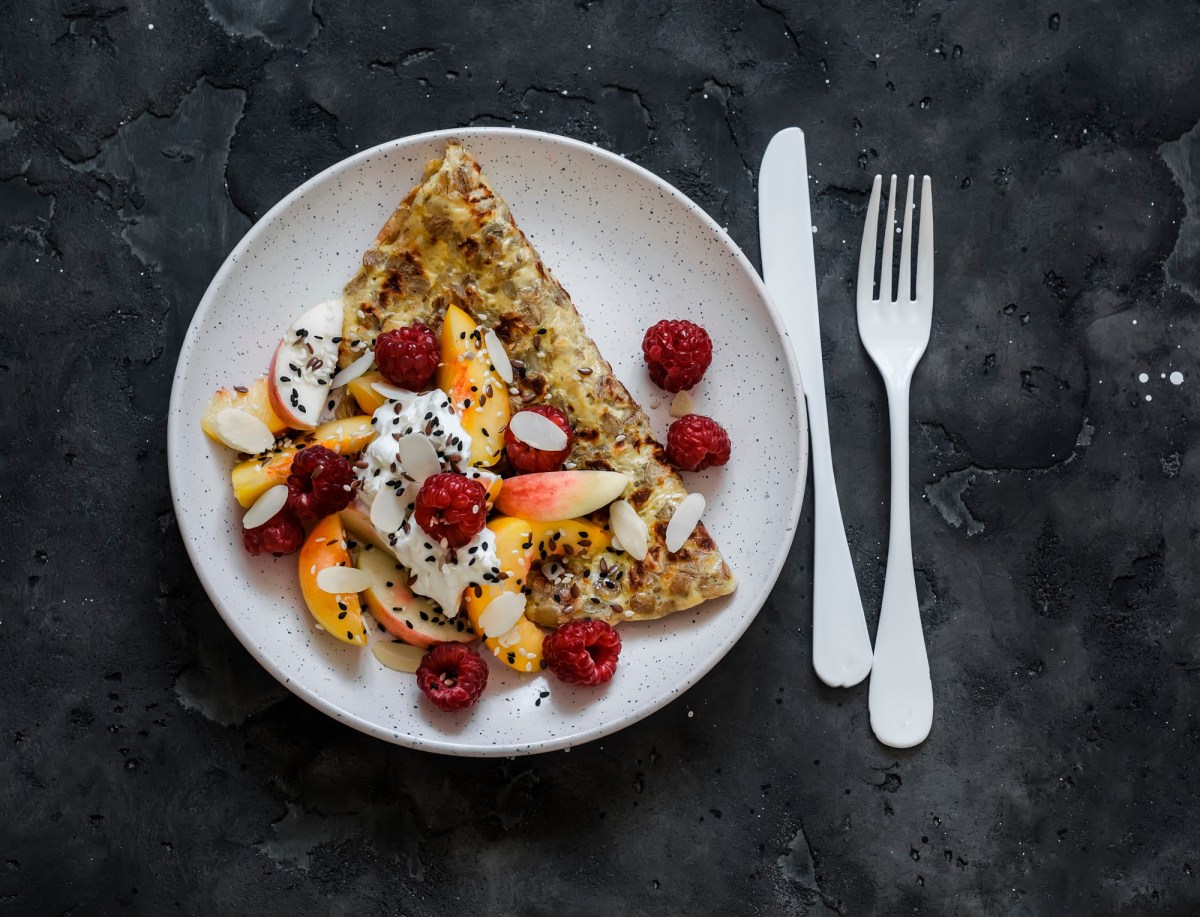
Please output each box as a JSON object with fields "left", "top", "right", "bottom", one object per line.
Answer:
{"left": 868, "top": 379, "right": 933, "bottom": 747}
{"left": 808, "top": 393, "right": 874, "bottom": 688}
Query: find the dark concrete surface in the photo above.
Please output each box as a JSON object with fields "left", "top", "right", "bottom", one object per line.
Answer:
{"left": 3, "top": 1, "right": 1200, "bottom": 914}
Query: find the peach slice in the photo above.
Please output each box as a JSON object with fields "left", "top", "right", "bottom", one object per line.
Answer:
{"left": 495, "top": 470, "right": 630, "bottom": 521}
{"left": 299, "top": 514, "right": 367, "bottom": 646}
{"left": 268, "top": 300, "right": 342, "bottom": 431}
{"left": 201, "top": 377, "right": 289, "bottom": 442}
{"left": 347, "top": 371, "right": 388, "bottom": 414}
{"left": 464, "top": 515, "right": 611, "bottom": 673}
{"left": 435, "top": 304, "right": 510, "bottom": 467}
{"left": 357, "top": 546, "right": 475, "bottom": 648}
{"left": 231, "top": 415, "right": 375, "bottom": 507}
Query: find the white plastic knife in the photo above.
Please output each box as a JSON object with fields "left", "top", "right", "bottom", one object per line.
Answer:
{"left": 759, "top": 127, "right": 873, "bottom": 688}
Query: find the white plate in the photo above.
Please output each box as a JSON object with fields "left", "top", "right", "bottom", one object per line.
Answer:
{"left": 167, "top": 128, "right": 807, "bottom": 756}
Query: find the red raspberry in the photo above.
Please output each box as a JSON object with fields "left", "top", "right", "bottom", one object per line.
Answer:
{"left": 416, "top": 643, "right": 489, "bottom": 711}
{"left": 287, "top": 445, "right": 358, "bottom": 520}
{"left": 666, "top": 414, "right": 731, "bottom": 472}
{"left": 542, "top": 620, "right": 622, "bottom": 686}
{"left": 414, "top": 472, "right": 487, "bottom": 548}
{"left": 374, "top": 323, "right": 440, "bottom": 390}
{"left": 243, "top": 508, "right": 305, "bottom": 556}
{"left": 504, "top": 404, "right": 573, "bottom": 473}
{"left": 642, "top": 319, "right": 712, "bottom": 392}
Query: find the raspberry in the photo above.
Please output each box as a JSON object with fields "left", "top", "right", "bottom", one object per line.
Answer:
{"left": 642, "top": 319, "right": 712, "bottom": 392}
{"left": 504, "top": 404, "right": 573, "bottom": 473}
{"left": 416, "top": 643, "right": 489, "bottom": 711}
{"left": 287, "top": 445, "right": 358, "bottom": 520}
{"left": 665, "top": 414, "right": 731, "bottom": 472}
{"left": 375, "top": 323, "right": 440, "bottom": 390}
{"left": 542, "top": 620, "right": 622, "bottom": 686}
{"left": 243, "top": 508, "right": 305, "bottom": 556}
{"left": 414, "top": 472, "right": 488, "bottom": 549}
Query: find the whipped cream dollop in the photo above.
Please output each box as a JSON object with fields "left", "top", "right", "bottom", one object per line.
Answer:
{"left": 354, "top": 388, "right": 500, "bottom": 617}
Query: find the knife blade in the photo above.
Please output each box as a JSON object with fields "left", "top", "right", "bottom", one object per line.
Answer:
{"left": 759, "top": 127, "right": 873, "bottom": 688}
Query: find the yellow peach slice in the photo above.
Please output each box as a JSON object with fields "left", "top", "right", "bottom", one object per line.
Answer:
{"left": 201, "top": 377, "right": 289, "bottom": 441}
{"left": 231, "top": 415, "right": 375, "bottom": 507}
{"left": 299, "top": 515, "right": 367, "bottom": 646}
{"left": 464, "top": 515, "right": 610, "bottom": 672}
{"left": 435, "top": 304, "right": 510, "bottom": 467}
{"left": 347, "top": 371, "right": 387, "bottom": 414}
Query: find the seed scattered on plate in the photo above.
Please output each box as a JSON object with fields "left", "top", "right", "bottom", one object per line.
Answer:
{"left": 508, "top": 409, "right": 569, "bottom": 452}
{"left": 213, "top": 408, "right": 275, "bottom": 454}
{"left": 396, "top": 432, "right": 441, "bottom": 482}
{"left": 371, "top": 380, "right": 411, "bottom": 401}
{"left": 329, "top": 349, "right": 374, "bottom": 388}
{"left": 665, "top": 492, "right": 706, "bottom": 553}
{"left": 243, "top": 484, "right": 289, "bottom": 529}
{"left": 609, "top": 499, "right": 649, "bottom": 561}
{"left": 316, "top": 565, "right": 373, "bottom": 594}
{"left": 483, "top": 328, "right": 513, "bottom": 383}
{"left": 371, "top": 640, "right": 426, "bottom": 673}
{"left": 478, "top": 591, "right": 526, "bottom": 637}
{"left": 370, "top": 486, "right": 405, "bottom": 534}
{"left": 670, "top": 390, "right": 694, "bottom": 417}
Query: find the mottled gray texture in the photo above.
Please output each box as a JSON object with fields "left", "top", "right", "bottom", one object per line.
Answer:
{"left": 2, "top": 1, "right": 1200, "bottom": 914}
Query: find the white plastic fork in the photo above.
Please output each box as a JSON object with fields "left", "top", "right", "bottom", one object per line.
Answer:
{"left": 857, "top": 174, "right": 934, "bottom": 749}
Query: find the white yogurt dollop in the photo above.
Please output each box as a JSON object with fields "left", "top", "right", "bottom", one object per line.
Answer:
{"left": 353, "top": 388, "right": 500, "bottom": 616}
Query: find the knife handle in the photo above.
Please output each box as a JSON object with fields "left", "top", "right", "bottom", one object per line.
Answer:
{"left": 806, "top": 391, "right": 874, "bottom": 688}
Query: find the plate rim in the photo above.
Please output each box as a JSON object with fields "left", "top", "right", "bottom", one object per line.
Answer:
{"left": 167, "top": 126, "right": 808, "bottom": 756}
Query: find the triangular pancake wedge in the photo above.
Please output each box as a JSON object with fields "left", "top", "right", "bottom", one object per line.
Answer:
{"left": 338, "top": 140, "right": 736, "bottom": 626}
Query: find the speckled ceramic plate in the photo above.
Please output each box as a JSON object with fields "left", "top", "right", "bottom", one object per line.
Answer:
{"left": 167, "top": 127, "right": 807, "bottom": 756}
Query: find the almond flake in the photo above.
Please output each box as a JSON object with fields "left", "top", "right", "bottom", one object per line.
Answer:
{"left": 329, "top": 349, "right": 375, "bottom": 388}
{"left": 609, "top": 499, "right": 649, "bottom": 561}
{"left": 213, "top": 408, "right": 275, "bottom": 454}
{"left": 371, "top": 380, "right": 411, "bottom": 401}
{"left": 541, "top": 561, "right": 565, "bottom": 583}
{"left": 508, "top": 409, "right": 568, "bottom": 451}
{"left": 496, "top": 624, "right": 523, "bottom": 648}
{"left": 397, "top": 432, "right": 441, "bottom": 482}
{"left": 670, "top": 390, "right": 694, "bottom": 417}
{"left": 243, "top": 484, "right": 289, "bottom": 529}
{"left": 316, "top": 565, "right": 373, "bottom": 594}
{"left": 483, "top": 328, "right": 513, "bottom": 383}
{"left": 369, "top": 487, "right": 405, "bottom": 534}
{"left": 478, "top": 591, "right": 526, "bottom": 638}
{"left": 665, "top": 492, "right": 706, "bottom": 553}
{"left": 371, "top": 640, "right": 426, "bottom": 673}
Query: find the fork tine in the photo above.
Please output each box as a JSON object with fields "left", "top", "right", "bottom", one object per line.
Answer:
{"left": 857, "top": 175, "right": 882, "bottom": 303}
{"left": 879, "top": 174, "right": 897, "bottom": 303}
{"left": 897, "top": 175, "right": 915, "bottom": 301}
{"left": 916, "top": 175, "right": 934, "bottom": 303}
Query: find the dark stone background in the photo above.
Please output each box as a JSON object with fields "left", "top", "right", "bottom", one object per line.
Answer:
{"left": 2, "top": 1, "right": 1199, "bottom": 914}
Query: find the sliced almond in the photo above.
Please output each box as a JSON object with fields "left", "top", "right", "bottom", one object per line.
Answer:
{"left": 665, "top": 492, "right": 706, "bottom": 553}
{"left": 496, "top": 624, "right": 523, "bottom": 648}
{"left": 369, "top": 486, "right": 405, "bottom": 535}
{"left": 316, "top": 565, "right": 373, "bottom": 594}
{"left": 371, "top": 640, "right": 426, "bottom": 674}
{"left": 541, "top": 560, "right": 565, "bottom": 583}
{"left": 243, "top": 484, "right": 289, "bottom": 529}
{"left": 329, "top": 349, "right": 374, "bottom": 389}
{"left": 397, "top": 432, "right": 441, "bottom": 482}
{"left": 609, "top": 499, "right": 648, "bottom": 562}
{"left": 478, "top": 591, "right": 527, "bottom": 638}
{"left": 483, "top": 328, "right": 513, "bottom": 383}
{"left": 213, "top": 408, "right": 275, "bottom": 454}
{"left": 670, "top": 389, "right": 694, "bottom": 417}
{"left": 371, "top": 380, "right": 411, "bottom": 401}
{"left": 508, "top": 409, "right": 568, "bottom": 452}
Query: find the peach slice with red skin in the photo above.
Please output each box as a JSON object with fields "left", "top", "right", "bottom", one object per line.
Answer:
{"left": 464, "top": 515, "right": 610, "bottom": 672}
{"left": 201, "top": 376, "right": 289, "bottom": 441}
{"left": 494, "top": 470, "right": 630, "bottom": 522}
{"left": 299, "top": 514, "right": 367, "bottom": 646}
{"left": 435, "top": 304, "right": 511, "bottom": 467}
{"left": 357, "top": 545, "right": 475, "bottom": 648}
{"left": 268, "top": 300, "right": 342, "bottom": 430}
{"left": 347, "top": 371, "right": 388, "bottom": 414}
